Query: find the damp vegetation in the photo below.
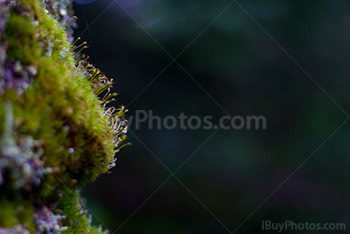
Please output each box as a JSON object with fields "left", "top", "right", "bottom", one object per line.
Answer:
{"left": 0, "top": 0, "right": 128, "bottom": 233}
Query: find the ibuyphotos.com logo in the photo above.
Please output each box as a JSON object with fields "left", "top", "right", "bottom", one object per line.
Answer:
{"left": 128, "top": 110, "right": 267, "bottom": 130}
{"left": 262, "top": 220, "right": 346, "bottom": 232}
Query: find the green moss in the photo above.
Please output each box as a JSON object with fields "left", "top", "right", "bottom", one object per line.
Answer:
{"left": 5, "top": 14, "right": 41, "bottom": 65}
{"left": 59, "top": 189, "right": 107, "bottom": 234}
{"left": 0, "top": 198, "right": 35, "bottom": 233}
{"left": 0, "top": 0, "right": 128, "bottom": 233}
{"left": 4, "top": 0, "right": 118, "bottom": 188}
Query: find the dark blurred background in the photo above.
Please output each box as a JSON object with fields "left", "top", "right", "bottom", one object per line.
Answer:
{"left": 73, "top": 0, "right": 350, "bottom": 233}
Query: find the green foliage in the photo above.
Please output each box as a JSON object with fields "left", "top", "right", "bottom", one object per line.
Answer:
{"left": 0, "top": 0, "right": 127, "bottom": 233}
{"left": 59, "top": 188, "right": 107, "bottom": 234}
{"left": 5, "top": 14, "right": 41, "bottom": 64}
{"left": 0, "top": 198, "right": 34, "bottom": 233}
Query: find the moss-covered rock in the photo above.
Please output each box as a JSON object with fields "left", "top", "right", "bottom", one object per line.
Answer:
{"left": 0, "top": 0, "right": 128, "bottom": 233}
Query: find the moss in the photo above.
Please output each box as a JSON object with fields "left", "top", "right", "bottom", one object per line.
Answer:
{"left": 59, "top": 189, "right": 107, "bottom": 234}
{"left": 3, "top": 0, "right": 122, "bottom": 187}
{"left": 5, "top": 14, "right": 41, "bottom": 65}
{"left": 0, "top": 198, "right": 35, "bottom": 233}
{"left": 0, "top": 0, "right": 128, "bottom": 233}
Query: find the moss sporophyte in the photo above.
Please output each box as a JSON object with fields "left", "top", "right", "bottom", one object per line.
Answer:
{"left": 0, "top": 0, "right": 129, "bottom": 233}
